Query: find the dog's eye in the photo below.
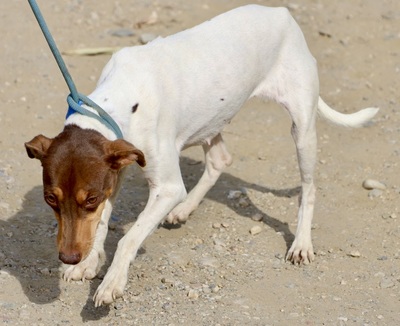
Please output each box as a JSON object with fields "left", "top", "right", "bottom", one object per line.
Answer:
{"left": 45, "top": 194, "right": 57, "bottom": 206}
{"left": 86, "top": 196, "right": 98, "bottom": 206}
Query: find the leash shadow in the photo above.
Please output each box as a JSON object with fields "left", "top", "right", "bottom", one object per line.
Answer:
{"left": 0, "top": 186, "right": 60, "bottom": 304}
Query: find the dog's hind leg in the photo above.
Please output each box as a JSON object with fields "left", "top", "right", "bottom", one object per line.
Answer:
{"left": 284, "top": 94, "right": 318, "bottom": 265}
{"left": 166, "top": 133, "right": 232, "bottom": 224}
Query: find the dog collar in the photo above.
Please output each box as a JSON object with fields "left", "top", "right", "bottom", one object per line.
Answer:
{"left": 65, "top": 100, "right": 82, "bottom": 119}
{"left": 65, "top": 94, "right": 124, "bottom": 139}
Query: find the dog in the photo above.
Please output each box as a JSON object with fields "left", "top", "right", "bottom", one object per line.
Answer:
{"left": 25, "top": 5, "right": 378, "bottom": 306}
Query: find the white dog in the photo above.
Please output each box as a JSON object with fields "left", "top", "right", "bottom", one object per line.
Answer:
{"left": 25, "top": 5, "right": 378, "bottom": 306}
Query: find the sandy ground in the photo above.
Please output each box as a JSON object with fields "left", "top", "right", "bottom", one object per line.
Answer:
{"left": 1, "top": 0, "right": 399, "bottom": 325}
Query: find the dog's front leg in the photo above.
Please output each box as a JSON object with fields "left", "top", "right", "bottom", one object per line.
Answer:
{"left": 93, "top": 163, "right": 186, "bottom": 306}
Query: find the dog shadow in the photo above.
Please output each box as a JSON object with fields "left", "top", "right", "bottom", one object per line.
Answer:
{"left": 3, "top": 155, "right": 299, "bottom": 320}
{"left": 82, "top": 155, "right": 299, "bottom": 321}
{"left": 0, "top": 186, "right": 60, "bottom": 304}
{"left": 172, "top": 156, "right": 299, "bottom": 248}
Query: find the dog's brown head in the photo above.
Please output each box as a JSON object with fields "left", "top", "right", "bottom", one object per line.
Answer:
{"left": 25, "top": 124, "right": 145, "bottom": 265}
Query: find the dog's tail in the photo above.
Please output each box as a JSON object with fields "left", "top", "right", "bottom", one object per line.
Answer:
{"left": 317, "top": 97, "right": 379, "bottom": 128}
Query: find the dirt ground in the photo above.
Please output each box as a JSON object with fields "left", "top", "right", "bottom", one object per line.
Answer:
{"left": 1, "top": 0, "right": 399, "bottom": 325}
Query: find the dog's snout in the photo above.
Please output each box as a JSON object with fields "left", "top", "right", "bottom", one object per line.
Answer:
{"left": 59, "top": 251, "right": 82, "bottom": 265}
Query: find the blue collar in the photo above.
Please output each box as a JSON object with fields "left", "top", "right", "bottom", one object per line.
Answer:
{"left": 65, "top": 100, "right": 82, "bottom": 119}
{"left": 65, "top": 94, "right": 124, "bottom": 139}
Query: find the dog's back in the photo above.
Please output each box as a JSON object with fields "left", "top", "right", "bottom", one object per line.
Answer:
{"left": 90, "top": 5, "right": 316, "bottom": 150}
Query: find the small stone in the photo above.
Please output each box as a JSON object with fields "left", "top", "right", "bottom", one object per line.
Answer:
{"left": 212, "top": 222, "right": 221, "bottom": 229}
{"left": 348, "top": 250, "right": 361, "bottom": 257}
{"left": 187, "top": 289, "right": 199, "bottom": 299}
{"left": 210, "top": 284, "right": 220, "bottom": 293}
{"left": 362, "top": 179, "right": 387, "bottom": 190}
{"left": 238, "top": 198, "right": 249, "bottom": 207}
{"left": 251, "top": 213, "right": 263, "bottom": 222}
{"left": 139, "top": 33, "right": 157, "bottom": 44}
{"left": 114, "top": 303, "right": 124, "bottom": 310}
{"left": 368, "top": 189, "right": 383, "bottom": 198}
{"left": 250, "top": 225, "right": 262, "bottom": 235}
{"left": 161, "top": 277, "right": 174, "bottom": 286}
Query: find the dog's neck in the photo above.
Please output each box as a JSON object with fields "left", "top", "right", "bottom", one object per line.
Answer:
{"left": 65, "top": 109, "right": 118, "bottom": 141}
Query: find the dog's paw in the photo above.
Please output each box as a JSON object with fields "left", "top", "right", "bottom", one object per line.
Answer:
{"left": 286, "top": 240, "right": 315, "bottom": 265}
{"left": 63, "top": 249, "right": 105, "bottom": 282}
{"left": 165, "top": 202, "right": 195, "bottom": 224}
{"left": 93, "top": 269, "right": 127, "bottom": 307}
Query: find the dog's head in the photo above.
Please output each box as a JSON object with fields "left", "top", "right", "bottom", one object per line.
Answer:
{"left": 24, "top": 124, "right": 145, "bottom": 265}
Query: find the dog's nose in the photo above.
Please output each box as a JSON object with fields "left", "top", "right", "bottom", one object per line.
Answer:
{"left": 59, "top": 251, "right": 81, "bottom": 265}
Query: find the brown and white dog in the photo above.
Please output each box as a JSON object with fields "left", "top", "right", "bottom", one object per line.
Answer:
{"left": 25, "top": 5, "right": 378, "bottom": 306}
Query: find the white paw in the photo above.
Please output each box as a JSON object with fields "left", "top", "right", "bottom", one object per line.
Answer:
{"left": 286, "top": 239, "right": 315, "bottom": 265}
{"left": 165, "top": 202, "right": 196, "bottom": 224}
{"left": 63, "top": 249, "right": 105, "bottom": 282}
{"left": 93, "top": 268, "right": 128, "bottom": 307}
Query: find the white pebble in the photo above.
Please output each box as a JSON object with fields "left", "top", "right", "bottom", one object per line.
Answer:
{"left": 250, "top": 225, "right": 262, "bottom": 235}
{"left": 362, "top": 179, "right": 386, "bottom": 190}
{"left": 212, "top": 222, "right": 221, "bottom": 229}
{"left": 348, "top": 250, "right": 361, "bottom": 257}
{"left": 187, "top": 289, "right": 199, "bottom": 299}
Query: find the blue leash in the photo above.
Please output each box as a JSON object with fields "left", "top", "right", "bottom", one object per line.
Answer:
{"left": 27, "top": 0, "right": 123, "bottom": 139}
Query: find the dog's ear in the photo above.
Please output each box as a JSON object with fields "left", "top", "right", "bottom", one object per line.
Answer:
{"left": 25, "top": 135, "right": 53, "bottom": 160}
{"left": 104, "top": 139, "right": 146, "bottom": 170}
